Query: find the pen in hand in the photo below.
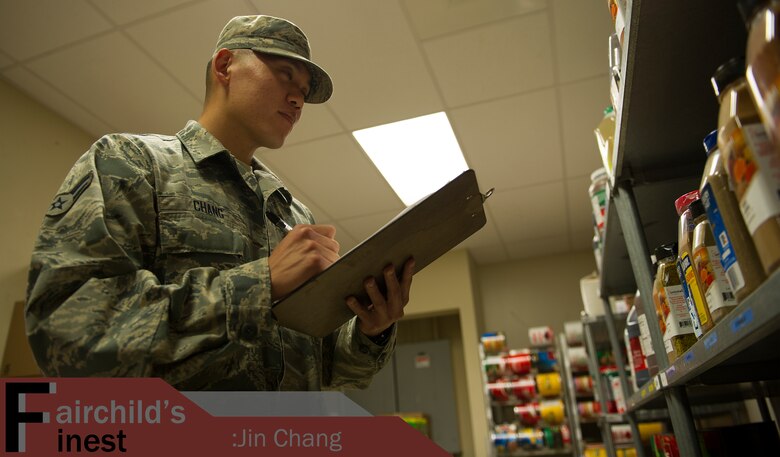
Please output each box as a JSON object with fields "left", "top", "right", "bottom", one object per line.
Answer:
{"left": 266, "top": 212, "right": 294, "bottom": 234}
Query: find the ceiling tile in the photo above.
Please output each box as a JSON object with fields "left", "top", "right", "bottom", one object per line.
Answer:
{"left": 258, "top": 134, "right": 404, "bottom": 220}
{"left": 91, "top": 0, "right": 196, "bottom": 25}
{"left": 26, "top": 32, "right": 201, "bottom": 135}
{"left": 0, "top": 0, "right": 112, "bottom": 60}
{"left": 402, "top": 0, "right": 547, "bottom": 41}
{"left": 457, "top": 214, "right": 502, "bottom": 250}
{"left": 551, "top": 0, "right": 612, "bottom": 84}
{"left": 424, "top": 12, "right": 555, "bottom": 108}
{"left": 338, "top": 210, "right": 401, "bottom": 246}
{"left": 505, "top": 233, "right": 571, "bottom": 260}
{"left": 559, "top": 76, "right": 610, "bottom": 177}
{"left": 451, "top": 88, "right": 563, "bottom": 191}
{"left": 270, "top": 0, "right": 444, "bottom": 131}
{"left": 488, "top": 181, "right": 568, "bottom": 242}
{"left": 125, "top": 0, "right": 251, "bottom": 99}
{"left": 284, "top": 104, "right": 344, "bottom": 146}
{"left": 566, "top": 174, "right": 596, "bottom": 235}
{"left": 2, "top": 67, "right": 114, "bottom": 137}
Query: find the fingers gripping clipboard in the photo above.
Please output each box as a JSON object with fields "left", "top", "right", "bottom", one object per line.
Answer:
{"left": 271, "top": 169, "right": 493, "bottom": 337}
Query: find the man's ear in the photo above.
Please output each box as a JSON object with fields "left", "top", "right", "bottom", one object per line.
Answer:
{"left": 212, "top": 48, "right": 234, "bottom": 88}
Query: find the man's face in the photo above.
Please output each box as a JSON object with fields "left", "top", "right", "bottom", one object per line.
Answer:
{"left": 226, "top": 50, "right": 312, "bottom": 149}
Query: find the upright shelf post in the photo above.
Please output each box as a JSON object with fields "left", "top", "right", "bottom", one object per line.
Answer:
{"left": 611, "top": 183, "right": 666, "bottom": 366}
{"left": 612, "top": 181, "right": 703, "bottom": 457}
{"left": 600, "top": 296, "right": 646, "bottom": 457}
{"left": 583, "top": 318, "right": 617, "bottom": 457}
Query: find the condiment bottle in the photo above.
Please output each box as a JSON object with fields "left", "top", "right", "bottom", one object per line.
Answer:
{"left": 595, "top": 107, "right": 616, "bottom": 173}
{"left": 652, "top": 243, "right": 697, "bottom": 363}
{"left": 634, "top": 287, "right": 659, "bottom": 377}
{"left": 676, "top": 191, "right": 713, "bottom": 337}
{"left": 692, "top": 199, "right": 738, "bottom": 324}
{"left": 740, "top": 0, "right": 780, "bottom": 152}
{"left": 624, "top": 304, "right": 650, "bottom": 390}
{"left": 713, "top": 57, "right": 780, "bottom": 275}
{"left": 589, "top": 168, "right": 609, "bottom": 245}
{"left": 700, "top": 130, "right": 766, "bottom": 302}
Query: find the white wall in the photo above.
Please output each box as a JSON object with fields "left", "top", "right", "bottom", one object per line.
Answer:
{"left": 0, "top": 79, "right": 95, "bottom": 365}
{"left": 477, "top": 250, "right": 597, "bottom": 348}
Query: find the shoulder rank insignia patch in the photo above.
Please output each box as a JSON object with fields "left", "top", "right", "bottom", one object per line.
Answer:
{"left": 46, "top": 171, "right": 94, "bottom": 217}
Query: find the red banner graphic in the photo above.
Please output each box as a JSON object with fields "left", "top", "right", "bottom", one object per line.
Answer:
{"left": 2, "top": 378, "right": 450, "bottom": 456}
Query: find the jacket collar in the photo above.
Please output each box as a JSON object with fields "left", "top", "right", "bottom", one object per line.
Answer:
{"left": 177, "top": 120, "right": 229, "bottom": 164}
{"left": 178, "top": 120, "right": 293, "bottom": 206}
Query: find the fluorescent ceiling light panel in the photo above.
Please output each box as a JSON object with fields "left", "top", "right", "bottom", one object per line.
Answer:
{"left": 353, "top": 112, "right": 468, "bottom": 206}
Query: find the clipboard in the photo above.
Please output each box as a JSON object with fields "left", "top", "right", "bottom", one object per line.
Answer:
{"left": 272, "top": 169, "right": 492, "bottom": 337}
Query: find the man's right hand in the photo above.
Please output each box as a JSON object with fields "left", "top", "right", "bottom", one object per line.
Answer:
{"left": 268, "top": 224, "right": 340, "bottom": 300}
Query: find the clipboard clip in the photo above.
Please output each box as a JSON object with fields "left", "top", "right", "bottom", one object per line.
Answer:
{"left": 481, "top": 188, "right": 495, "bottom": 202}
{"left": 468, "top": 187, "right": 494, "bottom": 203}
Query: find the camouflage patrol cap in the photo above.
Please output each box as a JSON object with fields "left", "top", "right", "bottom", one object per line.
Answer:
{"left": 215, "top": 15, "right": 333, "bottom": 104}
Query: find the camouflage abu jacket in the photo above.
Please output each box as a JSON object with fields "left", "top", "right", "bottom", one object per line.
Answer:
{"left": 26, "top": 120, "right": 394, "bottom": 390}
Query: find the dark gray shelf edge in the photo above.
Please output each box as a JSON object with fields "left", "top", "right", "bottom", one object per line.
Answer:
{"left": 612, "top": 0, "right": 746, "bottom": 183}
{"left": 626, "top": 375, "right": 664, "bottom": 411}
{"left": 496, "top": 448, "right": 572, "bottom": 457}
{"left": 600, "top": 175, "right": 702, "bottom": 298}
{"left": 662, "top": 269, "right": 780, "bottom": 386}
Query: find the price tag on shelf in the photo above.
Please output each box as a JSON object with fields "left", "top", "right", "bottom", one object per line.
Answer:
{"left": 704, "top": 331, "right": 718, "bottom": 350}
{"left": 659, "top": 372, "right": 667, "bottom": 387}
{"left": 731, "top": 308, "right": 754, "bottom": 333}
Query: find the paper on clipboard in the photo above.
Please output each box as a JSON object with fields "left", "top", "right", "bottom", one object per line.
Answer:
{"left": 271, "top": 169, "right": 491, "bottom": 337}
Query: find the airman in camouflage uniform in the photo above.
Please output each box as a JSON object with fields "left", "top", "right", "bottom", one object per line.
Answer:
{"left": 25, "top": 15, "right": 414, "bottom": 390}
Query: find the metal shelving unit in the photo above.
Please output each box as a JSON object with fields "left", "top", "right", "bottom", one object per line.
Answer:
{"left": 593, "top": 1, "right": 779, "bottom": 456}
{"left": 581, "top": 311, "right": 644, "bottom": 457}
{"left": 480, "top": 344, "right": 574, "bottom": 457}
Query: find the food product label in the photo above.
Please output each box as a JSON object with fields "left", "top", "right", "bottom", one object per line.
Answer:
{"left": 701, "top": 184, "right": 746, "bottom": 292}
{"left": 681, "top": 253, "right": 709, "bottom": 331}
{"left": 628, "top": 335, "right": 647, "bottom": 371}
{"left": 590, "top": 188, "right": 607, "bottom": 232}
{"left": 636, "top": 313, "right": 655, "bottom": 357}
{"left": 692, "top": 245, "right": 737, "bottom": 313}
{"left": 675, "top": 260, "right": 702, "bottom": 337}
{"left": 661, "top": 283, "right": 693, "bottom": 339}
{"left": 733, "top": 124, "right": 780, "bottom": 234}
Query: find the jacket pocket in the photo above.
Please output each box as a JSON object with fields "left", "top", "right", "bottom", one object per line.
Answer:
{"left": 158, "top": 194, "right": 246, "bottom": 256}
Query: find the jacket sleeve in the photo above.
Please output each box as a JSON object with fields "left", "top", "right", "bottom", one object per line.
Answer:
{"left": 323, "top": 318, "right": 397, "bottom": 390}
{"left": 25, "top": 135, "right": 273, "bottom": 382}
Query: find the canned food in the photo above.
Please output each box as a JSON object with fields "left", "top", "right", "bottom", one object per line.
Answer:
{"left": 513, "top": 402, "right": 540, "bottom": 426}
{"left": 483, "top": 356, "right": 507, "bottom": 381}
{"left": 577, "top": 401, "right": 601, "bottom": 420}
{"left": 534, "top": 350, "right": 558, "bottom": 373}
{"left": 568, "top": 347, "right": 589, "bottom": 371}
{"left": 539, "top": 400, "right": 565, "bottom": 425}
{"left": 511, "top": 377, "right": 537, "bottom": 401}
{"left": 481, "top": 332, "right": 506, "bottom": 354}
{"left": 505, "top": 350, "right": 532, "bottom": 375}
{"left": 528, "top": 326, "right": 554, "bottom": 346}
{"left": 487, "top": 379, "right": 511, "bottom": 402}
{"left": 516, "top": 428, "right": 544, "bottom": 449}
{"left": 536, "top": 373, "right": 562, "bottom": 397}
{"left": 574, "top": 375, "right": 594, "bottom": 395}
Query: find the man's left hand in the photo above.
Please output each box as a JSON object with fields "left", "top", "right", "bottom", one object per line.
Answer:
{"left": 345, "top": 258, "right": 415, "bottom": 337}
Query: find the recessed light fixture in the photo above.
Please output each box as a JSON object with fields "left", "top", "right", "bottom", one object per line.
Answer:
{"left": 353, "top": 112, "right": 469, "bottom": 206}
